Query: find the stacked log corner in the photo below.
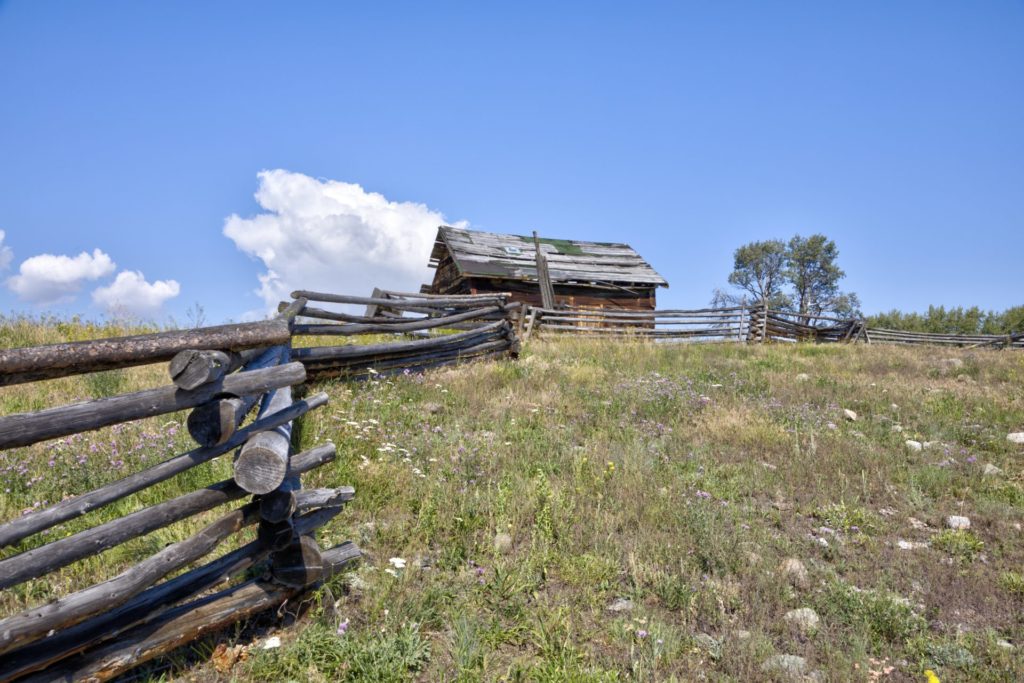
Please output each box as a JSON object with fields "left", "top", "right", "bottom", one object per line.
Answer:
{"left": 287, "top": 289, "right": 521, "bottom": 381}
{"left": 0, "top": 313, "right": 359, "bottom": 682}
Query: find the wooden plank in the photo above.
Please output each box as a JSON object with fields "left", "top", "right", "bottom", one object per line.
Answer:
{"left": 0, "top": 540, "right": 271, "bottom": 680}
{"left": 234, "top": 349, "right": 295, "bottom": 495}
{"left": 0, "top": 362, "right": 306, "bottom": 450}
{"left": 292, "top": 305, "right": 502, "bottom": 336}
{"left": 292, "top": 290, "right": 508, "bottom": 310}
{"left": 0, "top": 393, "right": 329, "bottom": 548}
{"left": 0, "top": 444, "right": 335, "bottom": 592}
{"left": 291, "top": 321, "right": 508, "bottom": 362}
{"left": 24, "top": 543, "right": 361, "bottom": 683}
{"left": 167, "top": 350, "right": 233, "bottom": 390}
{"left": 0, "top": 319, "right": 291, "bottom": 387}
{"left": 0, "top": 501, "right": 262, "bottom": 657}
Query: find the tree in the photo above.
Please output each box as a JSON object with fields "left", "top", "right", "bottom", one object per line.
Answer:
{"left": 785, "top": 234, "right": 843, "bottom": 317}
{"left": 725, "top": 239, "right": 791, "bottom": 309}
{"left": 714, "top": 234, "right": 860, "bottom": 320}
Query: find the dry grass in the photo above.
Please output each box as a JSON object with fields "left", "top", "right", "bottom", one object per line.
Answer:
{"left": 1, "top": 324, "right": 1023, "bottom": 681}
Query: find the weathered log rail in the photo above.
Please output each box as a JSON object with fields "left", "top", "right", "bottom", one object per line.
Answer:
{"left": 527, "top": 304, "right": 1022, "bottom": 349}
{"left": 0, "top": 305, "right": 358, "bottom": 681}
{"left": 286, "top": 288, "right": 522, "bottom": 380}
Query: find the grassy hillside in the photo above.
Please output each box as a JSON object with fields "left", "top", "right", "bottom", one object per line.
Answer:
{"left": 2, "top": 330, "right": 1023, "bottom": 681}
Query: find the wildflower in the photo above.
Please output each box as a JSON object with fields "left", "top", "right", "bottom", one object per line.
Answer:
{"left": 389, "top": 557, "right": 407, "bottom": 569}
{"left": 636, "top": 629, "right": 649, "bottom": 639}
{"left": 965, "top": 456, "right": 977, "bottom": 464}
{"left": 925, "top": 670, "right": 940, "bottom": 683}
{"left": 695, "top": 490, "right": 711, "bottom": 500}
{"left": 337, "top": 618, "right": 350, "bottom": 636}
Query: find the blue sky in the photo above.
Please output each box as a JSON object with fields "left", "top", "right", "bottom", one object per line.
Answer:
{"left": 0, "top": 1, "right": 1021, "bottom": 323}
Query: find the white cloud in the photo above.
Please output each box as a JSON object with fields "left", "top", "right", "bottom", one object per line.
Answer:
{"left": 0, "top": 231, "right": 12, "bottom": 271}
{"left": 92, "top": 270, "right": 181, "bottom": 317}
{"left": 224, "top": 170, "right": 464, "bottom": 312}
{"left": 7, "top": 248, "right": 116, "bottom": 305}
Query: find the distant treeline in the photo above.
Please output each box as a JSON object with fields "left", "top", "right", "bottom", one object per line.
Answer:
{"left": 866, "top": 305, "right": 1024, "bottom": 335}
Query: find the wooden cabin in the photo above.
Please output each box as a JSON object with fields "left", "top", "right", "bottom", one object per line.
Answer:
{"left": 422, "top": 226, "right": 668, "bottom": 311}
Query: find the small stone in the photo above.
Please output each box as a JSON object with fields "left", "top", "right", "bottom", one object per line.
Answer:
{"left": 607, "top": 597, "right": 634, "bottom": 613}
{"left": 956, "top": 374, "right": 975, "bottom": 384}
{"left": 1007, "top": 433, "right": 1024, "bottom": 445}
{"left": 897, "top": 539, "right": 928, "bottom": 550}
{"left": 784, "top": 607, "right": 821, "bottom": 633}
{"left": 905, "top": 440, "right": 923, "bottom": 452}
{"left": 780, "top": 558, "right": 809, "bottom": 588}
{"left": 941, "top": 358, "right": 964, "bottom": 369}
{"left": 908, "top": 517, "right": 929, "bottom": 530}
{"left": 261, "top": 636, "right": 281, "bottom": 650}
{"left": 796, "top": 373, "right": 810, "bottom": 382}
{"left": 693, "top": 633, "right": 722, "bottom": 659}
{"left": 890, "top": 403, "right": 899, "bottom": 411}
{"left": 761, "top": 654, "right": 808, "bottom": 679}
{"left": 423, "top": 402, "right": 444, "bottom": 414}
{"left": 996, "top": 639, "right": 1015, "bottom": 651}
{"left": 732, "top": 629, "right": 752, "bottom": 640}
{"left": 843, "top": 409, "right": 858, "bottom": 422}
{"left": 493, "top": 532, "right": 513, "bottom": 554}
{"left": 946, "top": 515, "right": 971, "bottom": 530}
{"left": 891, "top": 424, "right": 904, "bottom": 433}
{"left": 982, "top": 463, "right": 1002, "bottom": 477}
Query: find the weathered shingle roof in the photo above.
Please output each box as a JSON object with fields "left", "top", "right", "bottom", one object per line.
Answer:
{"left": 429, "top": 226, "right": 668, "bottom": 287}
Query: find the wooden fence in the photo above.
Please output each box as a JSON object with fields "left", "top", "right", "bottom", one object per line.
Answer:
{"left": 287, "top": 289, "right": 522, "bottom": 381}
{"left": 0, "top": 287, "right": 524, "bottom": 680}
{"left": 0, "top": 302, "right": 358, "bottom": 681}
{"left": 526, "top": 305, "right": 1023, "bottom": 349}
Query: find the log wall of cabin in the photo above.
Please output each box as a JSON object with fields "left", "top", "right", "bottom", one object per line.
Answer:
{"left": 431, "top": 276, "right": 656, "bottom": 312}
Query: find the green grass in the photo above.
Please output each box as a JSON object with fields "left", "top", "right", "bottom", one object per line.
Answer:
{"left": 1, "top": 323, "right": 1023, "bottom": 681}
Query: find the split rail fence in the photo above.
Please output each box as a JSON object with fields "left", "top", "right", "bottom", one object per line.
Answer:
{"left": 526, "top": 305, "right": 1024, "bottom": 349}
{"left": 286, "top": 289, "right": 522, "bottom": 382}
{"left": 0, "top": 288, "right": 524, "bottom": 680}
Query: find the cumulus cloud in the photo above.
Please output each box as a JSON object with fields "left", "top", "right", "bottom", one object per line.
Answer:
{"left": 0, "top": 231, "right": 12, "bottom": 271}
{"left": 224, "top": 170, "right": 464, "bottom": 312}
{"left": 92, "top": 270, "right": 181, "bottom": 317}
{"left": 7, "top": 248, "right": 116, "bottom": 305}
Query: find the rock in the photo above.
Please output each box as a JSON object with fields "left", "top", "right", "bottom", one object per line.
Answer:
{"left": 693, "top": 633, "right": 722, "bottom": 659}
{"left": 897, "top": 539, "right": 928, "bottom": 550}
{"left": 908, "top": 517, "right": 929, "bottom": 531}
{"left": 1007, "top": 433, "right": 1024, "bottom": 445}
{"left": 891, "top": 425, "right": 904, "bottom": 433}
{"left": 946, "top": 515, "right": 971, "bottom": 530}
{"left": 956, "top": 374, "right": 975, "bottom": 384}
{"left": 261, "top": 636, "right": 281, "bottom": 650}
{"left": 996, "top": 639, "right": 1015, "bottom": 651}
{"left": 983, "top": 463, "right": 1003, "bottom": 477}
{"left": 784, "top": 607, "right": 821, "bottom": 633}
{"left": 493, "top": 532, "right": 513, "bottom": 554}
{"left": 941, "top": 358, "right": 964, "bottom": 369}
{"left": 905, "top": 440, "right": 923, "bottom": 452}
{"left": 761, "top": 654, "right": 808, "bottom": 679}
{"left": 780, "top": 558, "right": 809, "bottom": 588}
{"left": 607, "top": 598, "right": 634, "bottom": 613}
{"left": 843, "top": 409, "right": 858, "bottom": 422}
{"left": 796, "top": 373, "right": 810, "bottom": 382}
{"left": 423, "top": 402, "right": 444, "bottom": 414}
{"left": 890, "top": 403, "right": 899, "bottom": 411}
{"left": 732, "top": 629, "right": 752, "bottom": 640}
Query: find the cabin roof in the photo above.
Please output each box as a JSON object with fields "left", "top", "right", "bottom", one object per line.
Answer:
{"left": 428, "top": 226, "right": 669, "bottom": 288}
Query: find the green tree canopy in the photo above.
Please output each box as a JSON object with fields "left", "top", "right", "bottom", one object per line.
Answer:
{"left": 725, "top": 239, "right": 791, "bottom": 308}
